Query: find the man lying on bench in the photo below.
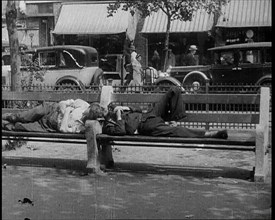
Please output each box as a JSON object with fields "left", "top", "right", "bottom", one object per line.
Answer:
{"left": 2, "top": 99, "right": 107, "bottom": 133}
{"left": 99, "top": 86, "right": 228, "bottom": 171}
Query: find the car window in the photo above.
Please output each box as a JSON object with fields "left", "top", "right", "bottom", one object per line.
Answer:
{"left": 39, "top": 51, "right": 56, "bottom": 67}
{"left": 215, "top": 51, "right": 234, "bottom": 65}
{"left": 59, "top": 50, "right": 84, "bottom": 68}
{"left": 91, "top": 54, "right": 98, "bottom": 64}
{"left": 239, "top": 50, "right": 261, "bottom": 64}
{"left": 59, "top": 52, "right": 67, "bottom": 67}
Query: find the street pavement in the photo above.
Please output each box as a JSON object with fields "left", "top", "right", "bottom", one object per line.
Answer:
{"left": 2, "top": 141, "right": 272, "bottom": 220}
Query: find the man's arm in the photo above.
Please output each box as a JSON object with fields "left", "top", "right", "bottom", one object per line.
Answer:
{"left": 103, "top": 107, "right": 127, "bottom": 135}
{"left": 59, "top": 106, "right": 74, "bottom": 133}
{"left": 59, "top": 99, "right": 74, "bottom": 115}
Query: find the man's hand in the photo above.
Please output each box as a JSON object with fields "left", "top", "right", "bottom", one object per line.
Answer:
{"left": 113, "top": 106, "right": 130, "bottom": 113}
{"left": 113, "top": 106, "right": 130, "bottom": 121}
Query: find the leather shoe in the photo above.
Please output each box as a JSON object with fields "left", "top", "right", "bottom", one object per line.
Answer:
{"left": 205, "top": 130, "right": 228, "bottom": 139}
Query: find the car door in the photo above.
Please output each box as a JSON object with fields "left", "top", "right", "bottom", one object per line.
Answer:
{"left": 237, "top": 49, "right": 263, "bottom": 84}
{"left": 33, "top": 50, "right": 83, "bottom": 86}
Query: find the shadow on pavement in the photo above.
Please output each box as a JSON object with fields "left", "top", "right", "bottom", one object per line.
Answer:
{"left": 2, "top": 156, "right": 254, "bottom": 181}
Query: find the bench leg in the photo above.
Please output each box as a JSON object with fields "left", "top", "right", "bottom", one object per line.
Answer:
{"left": 85, "top": 120, "right": 102, "bottom": 173}
{"left": 254, "top": 125, "right": 269, "bottom": 182}
{"left": 100, "top": 144, "right": 114, "bottom": 167}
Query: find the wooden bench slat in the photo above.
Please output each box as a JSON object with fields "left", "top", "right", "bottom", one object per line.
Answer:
{"left": 2, "top": 91, "right": 101, "bottom": 102}
{"left": 96, "top": 134, "right": 255, "bottom": 146}
{"left": 2, "top": 131, "right": 255, "bottom": 146}
{"left": 112, "top": 93, "right": 260, "bottom": 104}
{"left": 2, "top": 131, "right": 85, "bottom": 139}
{"left": 2, "top": 109, "right": 259, "bottom": 124}
{"left": 184, "top": 113, "right": 259, "bottom": 124}
{"left": 109, "top": 142, "right": 255, "bottom": 151}
{"left": 3, "top": 91, "right": 260, "bottom": 105}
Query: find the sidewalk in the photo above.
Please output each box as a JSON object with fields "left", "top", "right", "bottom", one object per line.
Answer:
{"left": 2, "top": 141, "right": 272, "bottom": 219}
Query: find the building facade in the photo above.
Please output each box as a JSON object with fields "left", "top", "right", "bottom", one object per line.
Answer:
{"left": 2, "top": 0, "right": 271, "bottom": 68}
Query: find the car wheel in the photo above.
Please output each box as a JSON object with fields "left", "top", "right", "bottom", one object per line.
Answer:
{"left": 183, "top": 76, "right": 206, "bottom": 93}
{"left": 260, "top": 81, "right": 272, "bottom": 92}
{"left": 55, "top": 82, "right": 81, "bottom": 91}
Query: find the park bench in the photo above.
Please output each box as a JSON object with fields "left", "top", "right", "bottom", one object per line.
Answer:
{"left": 2, "top": 86, "right": 270, "bottom": 182}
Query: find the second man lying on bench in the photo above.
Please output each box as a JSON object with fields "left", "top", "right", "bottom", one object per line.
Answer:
{"left": 98, "top": 86, "right": 228, "bottom": 171}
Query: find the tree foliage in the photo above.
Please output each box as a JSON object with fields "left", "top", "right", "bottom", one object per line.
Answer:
{"left": 108, "top": 0, "right": 228, "bottom": 71}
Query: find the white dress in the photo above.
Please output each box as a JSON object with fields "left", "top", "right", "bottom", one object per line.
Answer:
{"left": 129, "top": 59, "right": 143, "bottom": 87}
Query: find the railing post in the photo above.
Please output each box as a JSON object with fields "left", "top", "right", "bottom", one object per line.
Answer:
{"left": 205, "top": 79, "right": 210, "bottom": 130}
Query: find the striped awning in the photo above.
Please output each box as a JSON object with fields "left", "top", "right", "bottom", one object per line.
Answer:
{"left": 53, "top": 3, "right": 130, "bottom": 35}
{"left": 141, "top": 9, "right": 214, "bottom": 34}
{"left": 216, "top": 0, "right": 271, "bottom": 27}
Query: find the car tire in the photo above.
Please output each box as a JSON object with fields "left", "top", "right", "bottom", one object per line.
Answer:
{"left": 55, "top": 82, "right": 81, "bottom": 91}
{"left": 183, "top": 75, "right": 206, "bottom": 93}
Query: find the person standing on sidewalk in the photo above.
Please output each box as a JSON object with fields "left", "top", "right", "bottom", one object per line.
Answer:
{"left": 185, "top": 45, "right": 199, "bottom": 66}
{"left": 124, "top": 44, "right": 137, "bottom": 87}
{"left": 128, "top": 54, "right": 143, "bottom": 90}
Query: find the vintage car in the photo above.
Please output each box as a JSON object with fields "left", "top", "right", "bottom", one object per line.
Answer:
{"left": 156, "top": 42, "right": 272, "bottom": 91}
{"left": 2, "top": 45, "right": 104, "bottom": 90}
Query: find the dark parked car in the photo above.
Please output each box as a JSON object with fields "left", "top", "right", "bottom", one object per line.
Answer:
{"left": 156, "top": 42, "right": 271, "bottom": 92}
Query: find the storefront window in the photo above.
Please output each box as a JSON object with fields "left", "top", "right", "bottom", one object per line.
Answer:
{"left": 38, "top": 3, "right": 53, "bottom": 14}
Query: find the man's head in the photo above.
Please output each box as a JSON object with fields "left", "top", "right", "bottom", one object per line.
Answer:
{"left": 82, "top": 102, "right": 108, "bottom": 122}
{"left": 189, "top": 45, "right": 197, "bottom": 54}
{"left": 105, "top": 102, "right": 117, "bottom": 120}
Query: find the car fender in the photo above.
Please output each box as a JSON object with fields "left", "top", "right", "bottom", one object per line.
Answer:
{"left": 92, "top": 68, "right": 104, "bottom": 84}
{"left": 55, "top": 76, "right": 85, "bottom": 90}
{"left": 256, "top": 75, "right": 272, "bottom": 85}
{"left": 154, "top": 76, "right": 185, "bottom": 91}
{"left": 182, "top": 71, "right": 209, "bottom": 84}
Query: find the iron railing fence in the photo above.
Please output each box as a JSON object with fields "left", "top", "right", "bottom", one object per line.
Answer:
{"left": 1, "top": 82, "right": 263, "bottom": 94}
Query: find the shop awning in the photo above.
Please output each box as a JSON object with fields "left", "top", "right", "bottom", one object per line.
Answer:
{"left": 216, "top": 0, "right": 271, "bottom": 27}
{"left": 52, "top": 3, "right": 130, "bottom": 35}
{"left": 141, "top": 9, "right": 214, "bottom": 34}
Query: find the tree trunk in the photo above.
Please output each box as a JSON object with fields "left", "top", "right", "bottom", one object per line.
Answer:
{"left": 6, "top": 0, "right": 21, "bottom": 91}
{"left": 162, "top": 15, "right": 171, "bottom": 72}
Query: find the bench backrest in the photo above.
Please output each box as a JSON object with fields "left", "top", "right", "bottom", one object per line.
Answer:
{"left": 110, "top": 87, "right": 270, "bottom": 128}
{"left": 2, "top": 91, "right": 101, "bottom": 115}
{"left": 2, "top": 87, "right": 270, "bottom": 129}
